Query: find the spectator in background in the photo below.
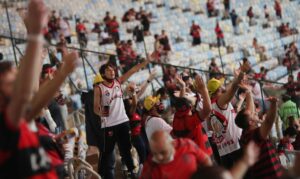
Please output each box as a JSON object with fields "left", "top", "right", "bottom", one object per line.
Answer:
{"left": 209, "top": 58, "right": 221, "bottom": 79}
{"left": 99, "top": 28, "right": 112, "bottom": 45}
{"left": 278, "top": 127, "right": 298, "bottom": 153}
{"left": 92, "top": 23, "right": 101, "bottom": 34}
{"left": 247, "top": 6, "right": 254, "bottom": 26}
{"left": 48, "top": 12, "right": 59, "bottom": 40}
{"left": 141, "top": 11, "right": 151, "bottom": 35}
{"left": 108, "top": 16, "right": 120, "bottom": 42}
{"left": 190, "top": 21, "right": 202, "bottom": 46}
{"left": 207, "top": 0, "right": 215, "bottom": 17}
{"left": 264, "top": 5, "right": 270, "bottom": 20}
{"left": 283, "top": 75, "right": 299, "bottom": 104}
{"left": 103, "top": 11, "right": 111, "bottom": 27}
{"left": 274, "top": 0, "right": 282, "bottom": 19}
{"left": 253, "top": 38, "right": 267, "bottom": 61}
{"left": 151, "top": 34, "right": 165, "bottom": 62}
{"left": 159, "top": 30, "right": 171, "bottom": 52}
{"left": 215, "top": 22, "right": 225, "bottom": 47}
{"left": 235, "top": 97, "right": 284, "bottom": 179}
{"left": 133, "top": 24, "right": 144, "bottom": 43}
{"left": 223, "top": 0, "right": 230, "bottom": 19}
{"left": 163, "top": 66, "right": 178, "bottom": 94}
{"left": 76, "top": 20, "right": 88, "bottom": 47}
{"left": 140, "top": 131, "right": 212, "bottom": 179}
{"left": 58, "top": 17, "right": 72, "bottom": 44}
{"left": 279, "top": 94, "right": 300, "bottom": 130}
{"left": 230, "top": 10, "right": 240, "bottom": 35}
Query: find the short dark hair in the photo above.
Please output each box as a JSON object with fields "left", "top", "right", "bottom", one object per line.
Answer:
{"left": 235, "top": 109, "right": 250, "bottom": 130}
{"left": 0, "top": 61, "right": 13, "bottom": 75}
{"left": 173, "top": 97, "right": 191, "bottom": 111}
{"left": 191, "top": 166, "right": 227, "bottom": 179}
{"left": 282, "top": 94, "right": 291, "bottom": 102}
{"left": 284, "top": 127, "right": 298, "bottom": 137}
{"left": 156, "top": 87, "right": 167, "bottom": 97}
{"left": 99, "top": 63, "right": 114, "bottom": 75}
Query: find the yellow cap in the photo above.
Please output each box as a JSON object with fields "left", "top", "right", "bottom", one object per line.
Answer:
{"left": 207, "top": 78, "right": 224, "bottom": 96}
{"left": 144, "top": 95, "right": 160, "bottom": 111}
{"left": 93, "top": 74, "right": 103, "bottom": 84}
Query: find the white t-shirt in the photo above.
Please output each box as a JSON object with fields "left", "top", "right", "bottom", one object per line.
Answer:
{"left": 145, "top": 116, "right": 172, "bottom": 140}
{"left": 98, "top": 80, "right": 129, "bottom": 128}
{"left": 60, "top": 20, "right": 71, "bottom": 37}
{"left": 210, "top": 102, "right": 242, "bottom": 156}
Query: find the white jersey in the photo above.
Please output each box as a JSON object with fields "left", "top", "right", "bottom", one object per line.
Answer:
{"left": 98, "top": 80, "right": 129, "bottom": 128}
{"left": 210, "top": 101, "right": 242, "bottom": 156}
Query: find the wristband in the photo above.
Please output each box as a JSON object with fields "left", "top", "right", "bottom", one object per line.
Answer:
{"left": 27, "top": 34, "right": 44, "bottom": 43}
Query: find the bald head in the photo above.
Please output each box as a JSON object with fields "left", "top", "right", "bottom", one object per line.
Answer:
{"left": 150, "top": 131, "right": 174, "bottom": 164}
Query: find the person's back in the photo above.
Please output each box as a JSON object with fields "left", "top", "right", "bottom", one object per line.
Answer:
{"left": 241, "top": 128, "right": 284, "bottom": 179}
{"left": 279, "top": 100, "right": 300, "bottom": 129}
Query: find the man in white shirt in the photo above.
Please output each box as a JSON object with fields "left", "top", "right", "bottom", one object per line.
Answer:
{"left": 143, "top": 95, "right": 172, "bottom": 140}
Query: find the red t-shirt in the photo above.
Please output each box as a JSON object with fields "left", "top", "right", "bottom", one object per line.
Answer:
{"left": 108, "top": 20, "right": 119, "bottom": 33}
{"left": 215, "top": 26, "right": 224, "bottom": 38}
{"left": 172, "top": 111, "right": 213, "bottom": 156}
{"left": 76, "top": 23, "right": 86, "bottom": 33}
{"left": 140, "top": 138, "right": 207, "bottom": 179}
{"left": 191, "top": 25, "right": 201, "bottom": 38}
{"left": 0, "top": 110, "right": 57, "bottom": 179}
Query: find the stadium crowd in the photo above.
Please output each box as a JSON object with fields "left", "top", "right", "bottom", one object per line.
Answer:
{"left": 1, "top": 0, "right": 300, "bottom": 179}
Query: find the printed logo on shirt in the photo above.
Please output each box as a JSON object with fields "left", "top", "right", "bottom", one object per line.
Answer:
{"left": 105, "top": 90, "right": 110, "bottom": 97}
{"left": 210, "top": 110, "right": 228, "bottom": 144}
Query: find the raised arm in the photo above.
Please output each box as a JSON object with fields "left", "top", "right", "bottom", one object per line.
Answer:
{"left": 118, "top": 59, "right": 150, "bottom": 84}
{"left": 260, "top": 97, "right": 278, "bottom": 139}
{"left": 240, "top": 83, "right": 255, "bottom": 114}
{"left": 194, "top": 74, "right": 212, "bottom": 120}
{"left": 27, "top": 51, "right": 79, "bottom": 120}
{"left": 230, "top": 141, "right": 260, "bottom": 179}
{"left": 7, "top": 0, "right": 48, "bottom": 127}
{"left": 217, "top": 72, "right": 244, "bottom": 109}
{"left": 175, "top": 75, "right": 186, "bottom": 98}
{"left": 137, "top": 70, "right": 156, "bottom": 99}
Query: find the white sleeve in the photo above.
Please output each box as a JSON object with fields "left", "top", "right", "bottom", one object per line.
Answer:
{"left": 44, "top": 109, "right": 57, "bottom": 133}
{"left": 155, "top": 118, "right": 172, "bottom": 133}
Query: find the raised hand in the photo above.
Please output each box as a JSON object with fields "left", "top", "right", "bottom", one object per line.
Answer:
{"left": 175, "top": 75, "right": 185, "bottom": 88}
{"left": 267, "top": 96, "right": 278, "bottom": 104}
{"left": 148, "top": 69, "right": 157, "bottom": 81}
{"left": 60, "top": 51, "right": 79, "bottom": 75}
{"left": 194, "top": 74, "right": 206, "bottom": 92}
{"left": 242, "top": 141, "right": 260, "bottom": 166}
{"left": 25, "top": 0, "right": 49, "bottom": 34}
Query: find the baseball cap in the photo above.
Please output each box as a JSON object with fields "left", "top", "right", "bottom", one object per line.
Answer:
{"left": 207, "top": 78, "right": 224, "bottom": 96}
{"left": 93, "top": 74, "right": 103, "bottom": 85}
{"left": 144, "top": 95, "right": 160, "bottom": 111}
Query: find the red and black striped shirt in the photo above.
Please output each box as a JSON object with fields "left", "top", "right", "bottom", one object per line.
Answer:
{"left": 0, "top": 110, "right": 57, "bottom": 179}
{"left": 241, "top": 128, "right": 284, "bottom": 179}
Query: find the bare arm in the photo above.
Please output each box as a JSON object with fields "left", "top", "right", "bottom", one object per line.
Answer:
{"left": 230, "top": 141, "right": 260, "bottom": 179}
{"left": 241, "top": 83, "right": 255, "bottom": 114}
{"left": 26, "top": 52, "right": 79, "bottom": 120}
{"left": 194, "top": 74, "right": 212, "bottom": 120}
{"left": 260, "top": 97, "right": 278, "bottom": 139}
{"left": 93, "top": 86, "right": 102, "bottom": 116}
{"left": 129, "top": 93, "right": 137, "bottom": 116}
{"left": 217, "top": 72, "right": 244, "bottom": 109}
{"left": 7, "top": 0, "right": 48, "bottom": 127}
{"left": 175, "top": 75, "right": 186, "bottom": 98}
{"left": 137, "top": 70, "right": 156, "bottom": 99}
{"left": 118, "top": 60, "right": 150, "bottom": 84}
